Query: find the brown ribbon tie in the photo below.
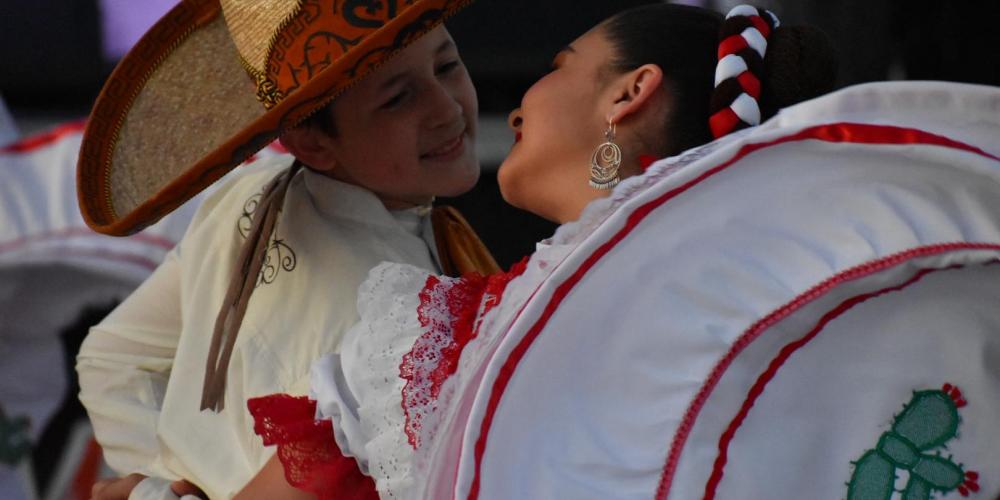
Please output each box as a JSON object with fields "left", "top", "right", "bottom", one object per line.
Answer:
{"left": 200, "top": 163, "right": 302, "bottom": 412}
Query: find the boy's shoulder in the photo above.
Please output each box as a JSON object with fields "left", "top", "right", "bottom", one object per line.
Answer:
{"left": 196, "top": 154, "right": 296, "bottom": 213}
{"left": 218, "top": 153, "right": 297, "bottom": 196}
{"left": 181, "top": 153, "right": 296, "bottom": 237}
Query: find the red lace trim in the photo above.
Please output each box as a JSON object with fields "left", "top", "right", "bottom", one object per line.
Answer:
{"left": 400, "top": 259, "right": 528, "bottom": 448}
{"left": 247, "top": 394, "right": 378, "bottom": 500}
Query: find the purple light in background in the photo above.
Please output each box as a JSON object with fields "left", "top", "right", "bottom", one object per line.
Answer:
{"left": 669, "top": 0, "right": 711, "bottom": 6}
{"left": 99, "top": 0, "right": 179, "bottom": 60}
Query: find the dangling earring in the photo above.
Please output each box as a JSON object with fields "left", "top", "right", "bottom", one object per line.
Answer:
{"left": 589, "top": 119, "right": 622, "bottom": 190}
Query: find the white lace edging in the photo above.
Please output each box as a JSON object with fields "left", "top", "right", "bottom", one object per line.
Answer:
{"left": 312, "top": 261, "right": 433, "bottom": 498}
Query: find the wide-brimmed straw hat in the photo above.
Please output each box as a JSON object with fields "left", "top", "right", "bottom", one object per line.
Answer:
{"left": 78, "top": 0, "right": 473, "bottom": 236}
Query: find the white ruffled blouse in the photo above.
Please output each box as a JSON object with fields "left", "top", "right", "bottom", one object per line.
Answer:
{"left": 309, "top": 246, "right": 573, "bottom": 498}
{"left": 300, "top": 135, "right": 724, "bottom": 498}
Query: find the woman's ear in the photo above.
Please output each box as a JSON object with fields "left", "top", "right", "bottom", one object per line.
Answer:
{"left": 279, "top": 125, "right": 338, "bottom": 173}
{"left": 607, "top": 63, "right": 664, "bottom": 125}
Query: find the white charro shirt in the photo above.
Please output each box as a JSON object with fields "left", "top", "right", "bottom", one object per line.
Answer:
{"left": 76, "top": 154, "right": 441, "bottom": 499}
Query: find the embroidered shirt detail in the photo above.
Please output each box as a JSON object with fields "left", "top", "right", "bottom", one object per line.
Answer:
{"left": 237, "top": 191, "right": 298, "bottom": 287}
{"left": 847, "top": 383, "right": 980, "bottom": 500}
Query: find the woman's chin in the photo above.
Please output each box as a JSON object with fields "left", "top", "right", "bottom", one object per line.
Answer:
{"left": 496, "top": 165, "right": 525, "bottom": 207}
{"left": 496, "top": 185, "right": 523, "bottom": 212}
{"left": 498, "top": 172, "right": 554, "bottom": 222}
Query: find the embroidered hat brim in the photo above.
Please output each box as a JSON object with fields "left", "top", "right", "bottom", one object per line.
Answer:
{"left": 78, "top": 0, "right": 472, "bottom": 236}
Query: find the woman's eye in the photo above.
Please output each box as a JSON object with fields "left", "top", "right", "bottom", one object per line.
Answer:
{"left": 436, "top": 60, "right": 460, "bottom": 75}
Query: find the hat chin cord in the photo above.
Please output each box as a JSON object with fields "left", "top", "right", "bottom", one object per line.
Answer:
{"left": 200, "top": 162, "right": 303, "bottom": 412}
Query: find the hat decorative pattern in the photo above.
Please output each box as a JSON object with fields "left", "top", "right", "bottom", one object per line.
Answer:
{"left": 847, "top": 383, "right": 981, "bottom": 500}
{"left": 231, "top": 0, "right": 461, "bottom": 111}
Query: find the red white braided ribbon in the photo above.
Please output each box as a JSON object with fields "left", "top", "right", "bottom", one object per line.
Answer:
{"left": 709, "top": 5, "right": 780, "bottom": 139}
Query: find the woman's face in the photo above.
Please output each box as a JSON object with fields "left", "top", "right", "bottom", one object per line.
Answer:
{"left": 498, "top": 27, "right": 619, "bottom": 223}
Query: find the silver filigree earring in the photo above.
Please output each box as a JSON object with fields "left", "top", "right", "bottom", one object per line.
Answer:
{"left": 589, "top": 119, "right": 622, "bottom": 190}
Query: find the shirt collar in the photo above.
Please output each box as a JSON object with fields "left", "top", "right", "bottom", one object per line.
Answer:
{"left": 302, "top": 168, "right": 430, "bottom": 239}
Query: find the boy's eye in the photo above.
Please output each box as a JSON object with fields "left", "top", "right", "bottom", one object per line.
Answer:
{"left": 436, "top": 60, "right": 460, "bottom": 75}
{"left": 382, "top": 90, "right": 408, "bottom": 109}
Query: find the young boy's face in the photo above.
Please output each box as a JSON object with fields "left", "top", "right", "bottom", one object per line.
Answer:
{"left": 308, "top": 26, "right": 480, "bottom": 209}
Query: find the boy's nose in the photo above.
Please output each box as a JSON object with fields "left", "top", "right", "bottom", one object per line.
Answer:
{"left": 427, "top": 86, "right": 464, "bottom": 129}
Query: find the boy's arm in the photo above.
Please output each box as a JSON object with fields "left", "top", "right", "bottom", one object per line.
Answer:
{"left": 235, "top": 454, "right": 317, "bottom": 500}
{"left": 77, "top": 248, "right": 183, "bottom": 476}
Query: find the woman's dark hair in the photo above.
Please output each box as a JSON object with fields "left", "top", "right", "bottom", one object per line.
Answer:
{"left": 603, "top": 4, "right": 838, "bottom": 156}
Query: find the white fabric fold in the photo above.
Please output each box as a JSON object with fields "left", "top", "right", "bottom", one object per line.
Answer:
{"left": 311, "top": 262, "right": 431, "bottom": 497}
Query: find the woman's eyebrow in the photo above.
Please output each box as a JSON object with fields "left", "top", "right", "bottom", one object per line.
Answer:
{"left": 551, "top": 45, "right": 575, "bottom": 67}
{"left": 436, "top": 39, "right": 456, "bottom": 55}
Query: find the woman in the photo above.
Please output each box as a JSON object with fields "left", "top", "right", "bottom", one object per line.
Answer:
{"left": 241, "top": 4, "right": 838, "bottom": 499}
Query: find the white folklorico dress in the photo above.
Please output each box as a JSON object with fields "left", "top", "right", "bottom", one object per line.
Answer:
{"left": 253, "top": 81, "right": 1000, "bottom": 500}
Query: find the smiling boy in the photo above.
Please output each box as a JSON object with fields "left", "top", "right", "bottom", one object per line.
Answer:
{"left": 75, "top": 1, "right": 494, "bottom": 499}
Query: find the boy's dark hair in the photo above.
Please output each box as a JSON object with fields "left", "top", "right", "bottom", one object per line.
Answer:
{"left": 299, "top": 102, "right": 338, "bottom": 136}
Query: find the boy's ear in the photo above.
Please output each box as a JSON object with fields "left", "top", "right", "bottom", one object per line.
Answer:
{"left": 607, "top": 63, "right": 664, "bottom": 126}
{"left": 279, "top": 125, "right": 338, "bottom": 173}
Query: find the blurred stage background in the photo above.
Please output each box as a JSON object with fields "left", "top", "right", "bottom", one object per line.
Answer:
{"left": 1, "top": 1, "right": 998, "bottom": 499}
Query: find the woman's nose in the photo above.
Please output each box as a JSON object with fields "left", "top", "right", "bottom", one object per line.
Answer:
{"left": 507, "top": 109, "right": 523, "bottom": 131}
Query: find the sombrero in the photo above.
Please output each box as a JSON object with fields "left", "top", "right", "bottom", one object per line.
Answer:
{"left": 78, "top": 0, "right": 473, "bottom": 236}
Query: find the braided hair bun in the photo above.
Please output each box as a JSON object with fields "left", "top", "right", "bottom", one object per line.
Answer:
{"left": 710, "top": 6, "right": 839, "bottom": 138}
{"left": 604, "top": 4, "right": 838, "bottom": 154}
{"left": 761, "top": 24, "right": 839, "bottom": 119}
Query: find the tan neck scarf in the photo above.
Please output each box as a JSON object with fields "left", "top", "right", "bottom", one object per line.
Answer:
{"left": 431, "top": 205, "right": 500, "bottom": 277}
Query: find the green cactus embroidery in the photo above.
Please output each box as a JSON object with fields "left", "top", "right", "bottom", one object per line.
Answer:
{"left": 847, "top": 383, "right": 980, "bottom": 500}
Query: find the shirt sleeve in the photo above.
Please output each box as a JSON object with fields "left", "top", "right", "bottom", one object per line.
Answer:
{"left": 76, "top": 248, "right": 183, "bottom": 477}
{"left": 127, "top": 477, "right": 180, "bottom": 500}
{"left": 126, "top": 476, "right": 205, "bottom": 500}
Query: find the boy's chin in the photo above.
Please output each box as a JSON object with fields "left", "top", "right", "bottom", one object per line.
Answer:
{"left": 438, "top": 173, "right": 481, "bottom": 199}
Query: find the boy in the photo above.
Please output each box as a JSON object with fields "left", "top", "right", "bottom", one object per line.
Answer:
{"left": 76, "top": 1, "right": 494, "bottom": 498}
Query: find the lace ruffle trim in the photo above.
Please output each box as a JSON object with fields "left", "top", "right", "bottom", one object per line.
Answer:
{"left": 248, "top": 394, "right": 378, "bottom": 500}
{"left": 400, "top": 258, "right": 528, "bottom": 449}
